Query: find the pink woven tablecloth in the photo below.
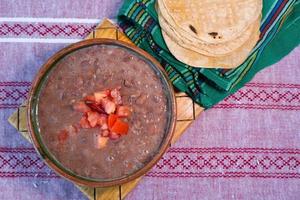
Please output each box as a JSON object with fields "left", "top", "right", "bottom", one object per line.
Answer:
{"left": 0, "top": 1, "right": 299, "bottom": 199}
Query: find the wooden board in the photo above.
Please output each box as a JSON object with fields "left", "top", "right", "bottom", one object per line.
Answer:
{"left": 8, "top": 18, "right": 204, "bottom": 200}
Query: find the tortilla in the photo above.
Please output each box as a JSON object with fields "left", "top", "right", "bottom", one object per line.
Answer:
{"left": 161, "top": 19, "right": 260, "bottom": 68}
{"left": 159, "top": 0, "right": 262, "bottom": 44}
{"left": 157, "top": 6, "right": 256, "bottom": 57}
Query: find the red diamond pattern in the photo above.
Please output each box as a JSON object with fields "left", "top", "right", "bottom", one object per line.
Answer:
{"left": 0, "top": 23, "right": 96, "bottom": 38}
{"left": 153, "top": 150, "right": 300, "bottom": 172}
{"left": 0, "top": 147, "right": 299, "bottom": 179}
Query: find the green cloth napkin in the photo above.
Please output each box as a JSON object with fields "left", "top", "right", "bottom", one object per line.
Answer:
{"left": 118, "top": 0, "right": 300, "bottom": 108}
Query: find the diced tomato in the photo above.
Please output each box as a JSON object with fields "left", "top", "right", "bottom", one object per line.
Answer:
{"left": 109, "top": 132, "right": 120, "bottom": 140}
{"left": 58, "top": 129, "right": 69, "bottom": 143}
{"left": 97, "top": 114, "right": 107, "bottom": 125}
{"left": 95, "top": 135, "right": 109, "bottom": 149}
{"left": 73, "top": 87, "right": 131, "bottom": 141}
{"left": 84, "top": 95, "right": 96, "bottom": 102}
{"left": 108, "top": 114, "right": 118, "bottom": 129}
{"left": 73, "top": 101, "right": 91, "bottom": 113}
{"left": 94, "top": 90, "right": 110, "bottom": 103}
{"left": 101, "top": 98, "right": 116, "bottom": 114}
{"left": 97, "top": 114, "right": 108, "bottom": 130}
{"left": 116, "top": 106, "right": 132, "bottom": 117}
{"left": 87, "top": 111, "right": 101, "bottom": 128}
{"left": 111, "top": 118, "right": 129, "bottom": 135}
{"left": 79, "top": 116, "right": 91, "bottom": 129}
{"left": 100, "top": 123, "right": 108, "bottom": 130}
{"left": 85, "top": 102, "right": 105, "bottom": 113}
{"left": 101, "top": 130, "right": 110, "bottom": 137}
{"left": 110, "top": 88, "right": 122, "bottom": 105}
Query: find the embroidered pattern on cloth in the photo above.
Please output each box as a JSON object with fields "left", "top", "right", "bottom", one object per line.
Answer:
{"left": 0, "top": 147, "right": 299, "bottom": 179}
{"left": 0, "top": 23, "right": 96, "bottom": 38}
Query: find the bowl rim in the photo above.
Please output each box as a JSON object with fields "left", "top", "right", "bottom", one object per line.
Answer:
{"left": 27, "top": 38, "right": 177, "bottom": 187}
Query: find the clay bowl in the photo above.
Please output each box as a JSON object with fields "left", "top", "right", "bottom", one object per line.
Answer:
{"left": 27, "top": 39, "right": 176, "bottom": 187}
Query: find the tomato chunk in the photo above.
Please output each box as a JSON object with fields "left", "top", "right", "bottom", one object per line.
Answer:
{"left": 79, "top": 116, "right": 91, "bottom": 129}
{"left": 101, "top": 98, "right": 116, "bottom": 114}
{"left": 111, "top": 119, "right": 129, "bottom": 135}
{"left": 87, "top": 111, "right": 101, "bottom": 128}
{"left": 108, "top": 114, "right": 118, "bottom": 129}
{"left": 94, "top": 90, "right": 110, "bottom": 103}
{"left": 97, "top": 114, "right": 108, "bottom": 130}
{"left": 101, "top": 130, "right": 110, "bottom": 137}
{"left": 85, "top": 102, "right": 105, "bottom": 114}
{"left": 97, "top": 114, "right": 107, "bottom": 125}
{"left": 116, "top": 106, "right": 132, "bottom": 117}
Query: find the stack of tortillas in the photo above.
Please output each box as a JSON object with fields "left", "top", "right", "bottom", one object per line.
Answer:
{"left": 157, "top": 0, "right": 262, "bottom": 69}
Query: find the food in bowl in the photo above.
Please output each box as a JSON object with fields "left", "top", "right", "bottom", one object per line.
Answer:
{"left": 28, "top": 39, "right": 176, "bottom": 186}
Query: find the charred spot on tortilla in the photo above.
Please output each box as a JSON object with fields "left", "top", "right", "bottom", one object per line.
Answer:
{"left": 189, "top": 25, "right": 197, "bottom": 35}
{"left": 208, "top": 32, "right": 218, "bottom": 39}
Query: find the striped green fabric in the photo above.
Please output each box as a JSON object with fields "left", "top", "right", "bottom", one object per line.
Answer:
{"left": 118, "top": 0, "right": 300, "bottom": 108}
